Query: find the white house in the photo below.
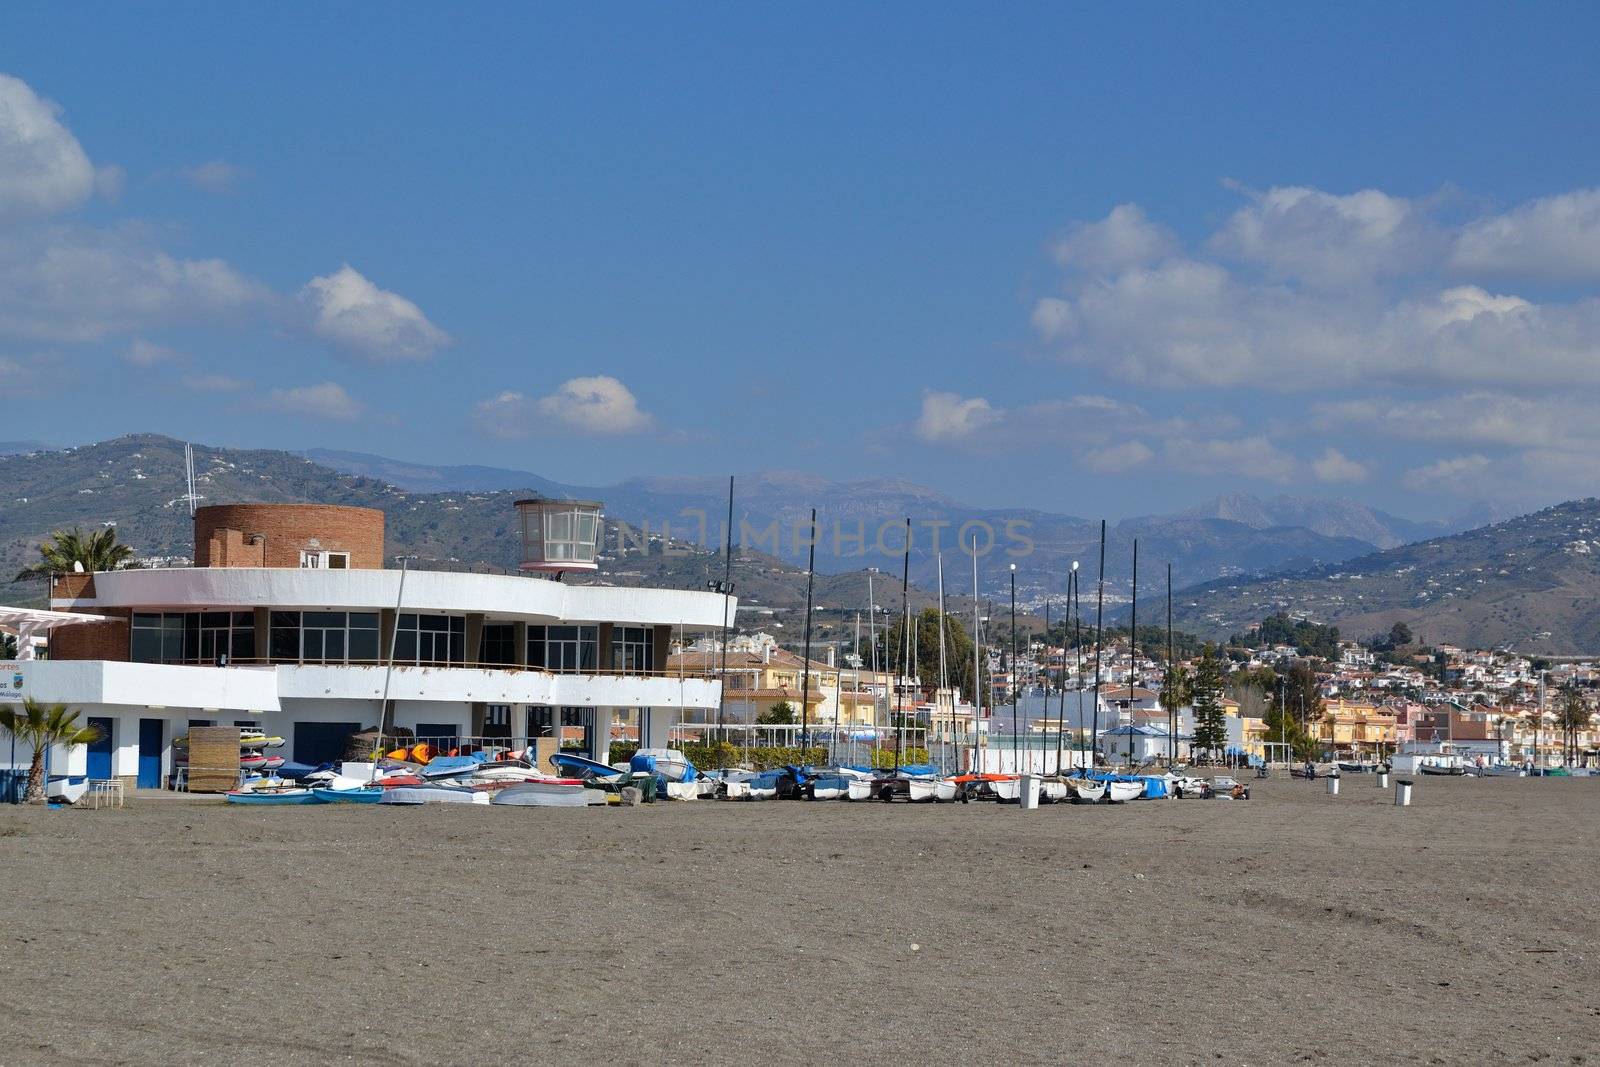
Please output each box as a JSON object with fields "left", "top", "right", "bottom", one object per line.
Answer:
{"left": 2, "top": 498, "right": 731, "bottom": 792}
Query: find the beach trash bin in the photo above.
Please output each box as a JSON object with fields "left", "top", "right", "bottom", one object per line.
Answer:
{"left": 1019, "top": 774, "right": 1041, "bottom": 810}
{"left": 1395, "top": 779, "right": 1413, "bottom": 806}
{"left": 1376, "top": 771, "right": 1389, "bottom": 788}
{"left": 1327, "top": 774, "right": 1340, "bottom": 796}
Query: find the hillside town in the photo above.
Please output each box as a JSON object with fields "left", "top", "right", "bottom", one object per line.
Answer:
{"left": 677, "top": 613, "right": 1599, "bottom": 772}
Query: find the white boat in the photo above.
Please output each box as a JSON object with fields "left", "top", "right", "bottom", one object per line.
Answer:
{"left": 379, "top": 786, "right": 490, "bottom": 805}
{"left": 809, "top": 782, "right": 848, "bottom": 800}
{"left": 935, "top": 779, "right": 959, "bottom": 802}
{"left": 491, "top": 782, "right": 590, "bottom": 807}
{"left": 904, "top": 778, "right": 937, "bottom": 803}
{"left": 991, "top": 777, "right": 1022, "bottom": 802}
{"left": 847, "top": 779, "right": 875, "bottom": 801}
{"left": 1106, "top": 780, "right": 1144, "bottom": 802}
{"left": 633, "top": 748, "right": 691, "bottom": 781}
{"left": 1071, "top": 777, "right": 1108, "bottom": 802}
{"left": 1170, "top": 776, "right": 1210, "bottom": 797}
{"left": 1039, "top": 778, "right": 1071, "bottom": 803}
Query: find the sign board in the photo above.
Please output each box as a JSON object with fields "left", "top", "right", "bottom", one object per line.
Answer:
{"left": 0, "top": 665, "right": 22, "bottom": 702}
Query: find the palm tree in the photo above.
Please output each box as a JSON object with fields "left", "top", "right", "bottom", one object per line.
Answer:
{"left": 13, "top": 526, "right": 135, "bottom": 581}
{"left": 0, "top": 633, "right": 15, "bottom": 659}
{"left": 1555, "top": 684, "right": 1590, "bottom": 768}
{"left": 0, "top": 698, "right": 102, "bottom": 804}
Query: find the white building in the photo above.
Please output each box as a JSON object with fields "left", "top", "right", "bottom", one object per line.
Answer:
{"left": 3, "top": 499, "right": 730, "bottom": 791}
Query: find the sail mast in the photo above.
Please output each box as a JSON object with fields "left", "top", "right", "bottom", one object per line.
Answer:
{"left": 1090, "top": 520, "right": 1106, "bottom": 772}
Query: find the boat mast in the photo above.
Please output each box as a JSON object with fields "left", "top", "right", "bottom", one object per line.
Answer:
{"left": 370, "top": 554, "right": 413, "bottom": 784}
{"left": 1128, "top": 539, "right": 1137, "bottom": 772}
{"left": 799, "top": 507, "right": 817, "bottom": 756}
{"left": 971, "top": 538, "right": 982, "bottom": 775}
{"left": 1090, "top": 520, "right": 1106, "bottom": 772}
{"left": 936, "top": 553, "right": 948, "bottom": 772}
{"left": 1072, "top": 565, "right": 1084, "bottom": 772}
{"left": 897, "top": 518, "right": 910, "bottom": 775}
{"left": 1056, "top": 563, "right": 1077, "bottom": 775}
{"left": 1010, "top": 562, "right": 1019, "bottom": 775}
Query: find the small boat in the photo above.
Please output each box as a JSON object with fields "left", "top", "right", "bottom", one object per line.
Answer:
{"left": 311, "top": 786, "right": 385, "bottom": 803}
{"left": 1336, "top": 760, "right": 1379, "bottom": 774}
{"left": 238, "top": 752, "right": 269, "bottom": 770}
{"left": 1038, "top": 778, "right": 1072, "bottom": 803}
{"left": 805, "top": 775, "right": 850, "bottom": 800}
{"left": 903, "top": 778, "right": 937, "bottom": 802}
{"left": 1419, "top": 763, "right": 1466, "bottom": 777}
{"left": 378, "top": 785, "right": 490, "bottom": 805}
{"left": 550, "top": 753, "right": 628, "bottom": 782}
{"left": 1071, "top": 777, "right": 1108, "bottom": 802}
{"left": 846, "top": 778, "right": 875, "bottom": 801}
{"left": 239, "top": 734, "right": 286, "bottom": 749}
{"left": 491, "top": 781, "right": 590, "bottom": 807}
{"left": 226, "top": 788, "right": 318, "bottom": 805}
{"left": 935, "top": 778, "right": 959, "bottom": 802}
{"left": 1105, "top": 780, "right": 1144, "bottom": 803}
{"left": 632, "top": 748, "right": 692, "bottom": 782}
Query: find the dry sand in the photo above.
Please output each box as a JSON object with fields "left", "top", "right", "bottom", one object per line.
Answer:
{"left": 1, "top": 776, "right": 1597, "bottom": 1066}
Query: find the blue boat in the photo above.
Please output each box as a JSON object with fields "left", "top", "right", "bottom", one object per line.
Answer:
{"left": 550, "top": 753, "right": 623, "bottom": 780}
{"left": 225, "top": 789, "right": 319, "bottom": 805}
{"left": 311, "top": 787, "right": 385, "bottom": 804}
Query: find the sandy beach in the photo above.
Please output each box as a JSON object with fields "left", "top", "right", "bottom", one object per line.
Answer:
{"left": 2, "top": 776, "right": 1597, "bottom": 1065}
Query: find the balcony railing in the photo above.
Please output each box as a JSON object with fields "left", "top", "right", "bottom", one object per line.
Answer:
{"left": 127, "top": 656, "right": 721, "bottom": 680}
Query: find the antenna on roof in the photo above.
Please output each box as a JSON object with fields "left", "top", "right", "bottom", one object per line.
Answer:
{"left": 181, "top": 442, "right": 204, "bottom": 516}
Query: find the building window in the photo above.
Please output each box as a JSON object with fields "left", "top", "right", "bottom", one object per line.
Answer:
{"left": 299, "top": 550, "right": 350, "bottom": 569}
{"left": 480, "top": 623, "right": 517, "bottom": 667}
{"left": 131, "top": 611, "right": 255, "bottom": 664}
{"left": 266, "top": 610, "right": 378, "bottom": 664}
{"left": 394, "top": 613, "right": 465, "bottom": 665}
{"left": 612, "top": 626, "right": 654, "bottom": 674}
{"left": 542, "top": 508, "right": 599, "bottom": 564}
{"left": 527, "top": 625, "right": 598, "bottom": 672}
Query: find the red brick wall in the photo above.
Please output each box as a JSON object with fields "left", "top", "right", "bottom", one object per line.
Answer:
{"left": 49, "top": 573, "right": 96, "bottom": 600}
{"left": 49, "top": 613, "right": 130, "bottom": 662}
{"left": 194, "top": 503, "right": 386, "bottom": 569}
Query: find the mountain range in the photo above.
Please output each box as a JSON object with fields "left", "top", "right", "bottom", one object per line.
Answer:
{"left": 1170, "top": 500, "right": 1600, "bottom": 654}
{"left": 305, "top": 448, "right": 1497, "bottom": 600}
{"left": 11, "top": 434, "right": 1580, "bottom": 651}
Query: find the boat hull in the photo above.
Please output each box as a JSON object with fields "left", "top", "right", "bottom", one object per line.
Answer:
{"left": 225, "top": 790, "right": 318, "bottom": 805}
{"left": 379, "top": 786, "right": 490, "bottom": 805}
{"left": 310, "top": 787, "right": 384, "bottom": 803}
{"left": 1106, "top": 780, "right": 1144, "bottom": 802}
{"left": 1071, "top": 779, "right": 1107, "bottom": 802}
{"left": 491, "top": 782, "right": 590, "bottom": 807}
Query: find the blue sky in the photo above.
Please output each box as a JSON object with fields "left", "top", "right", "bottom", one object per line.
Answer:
{"left": 4, "top": 3, "right": 1600, "bottom": 519}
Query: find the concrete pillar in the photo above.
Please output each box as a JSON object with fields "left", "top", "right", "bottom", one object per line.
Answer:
{"left": 588, "top": 707, "right": 611, "bottom": 763}
{"left": 465, "top": 613, "right": 484, "bottom": 667}
{"left": 597, "top": 623, "right": 614, "bottom": 674}
{"left": 512, "top": 621, "right": 528, "bottom": 667}
{"left": 253, "top": 607, "right": 271, "bottom": 663}
{"left": 640, "top": 707, "right": 673, "bottom": 749}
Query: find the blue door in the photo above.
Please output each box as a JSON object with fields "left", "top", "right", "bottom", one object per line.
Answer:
{"left": 137, "top": 718, "right": 164, "bottom": 789}
{"left": 293, "top": 722, "right": 361, "bottom": 766}
{"left": 86, "top": 717, "right": 113, "bottom": 780}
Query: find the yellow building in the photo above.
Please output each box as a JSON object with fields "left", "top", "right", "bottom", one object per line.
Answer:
{"left": 1319, "top": 698, "right": 1397, "bottom": 755}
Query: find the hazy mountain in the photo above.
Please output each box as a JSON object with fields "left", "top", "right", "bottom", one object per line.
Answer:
{"left": 0, "top": 440, "right": 50, "bottom": 456}
{"left": 1173, "top": 493, "right": 1493, "bottom": 549}
{"left": 1171, "top": 500, "right": 1600, "bottom": 654}
{"left": 302, "top": 449, "right": 1425, "bottom": 598}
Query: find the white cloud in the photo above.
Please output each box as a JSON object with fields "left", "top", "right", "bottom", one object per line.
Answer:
{"left": 1403, "top": 454, "right": 1491, "bottom": 492}
{"left": 1051, "top": 203, "right": 1177, "bottom": 274}
{"left": 0, "top": 74, "right": 95, "bottom": 217}
{"left": 1163, "top": 435, "right": 1297, "bottom": 483}
{"left": 1310, "top": 447, "right": 1368, "bottom": 484}
{"left": 1451, "top": 188, "right": 1600, "bottom": 281}
{"left": 1209, "top": 185, "right": 1436, "bottom": 285}
{"left": 182, "top": 373, "right": 249, "bottom": 392}
{"left": 94, "top": 164, "right": 125, "bottom": 202}
{"left": 1083, "top": 440, "right": 1154, "bottom": 473}
{"left": 914, "top": 391, "right": 998, "bottom": 442}
{"left": 300, "top": 264, "right": 449, "bottom": 361}
{"left": 1314, "top": 392, "right": 1600, "bottom": 451}
{"left": 124, "top": 338, "right": 179, "bottom": 366}
{"left": 263, "top": 381, "right": 363, "bottom": 420}
{"left": 0, "top": 222, "right": 266, "bottom": 343}
{"left": 180, "top": 160, "right": 249, "bottom": 193}
{"left": 476, "top": 376, "right": 655, "bottom": 438}
{"left": 1033, "top": 190, "right": 1600, "bottom": 390}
